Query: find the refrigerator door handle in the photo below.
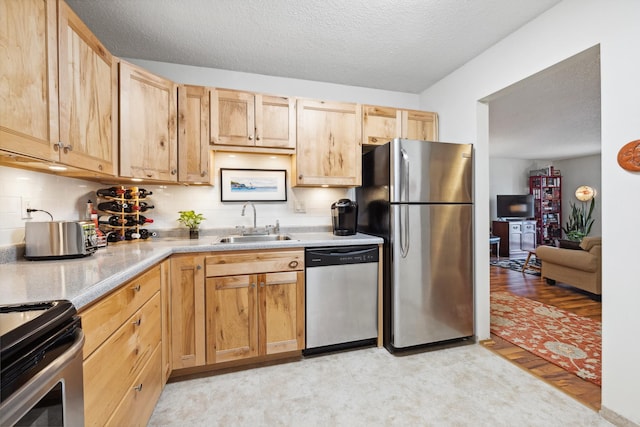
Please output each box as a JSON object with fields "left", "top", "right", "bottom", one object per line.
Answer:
{"left": 400, "top": 147, "right": 410, "bottom": 203}
{"left": 400, "top": 204, "right": 410, "bottom": 258}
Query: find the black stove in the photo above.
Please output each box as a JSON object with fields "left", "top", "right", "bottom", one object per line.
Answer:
{"left": 0, "top": 300, "right": 84, "bottom": 426}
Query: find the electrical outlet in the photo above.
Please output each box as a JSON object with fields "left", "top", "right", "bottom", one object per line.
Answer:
{"left": 294, "top": 200, "right": 306, "bottom": 213}
{"left": 21, "top": 197, "right": 32, "bottom": 219}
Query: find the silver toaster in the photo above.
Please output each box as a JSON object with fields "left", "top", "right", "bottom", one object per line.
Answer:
{"left": 25, "top": 221, "right": 99, "bottom": 260}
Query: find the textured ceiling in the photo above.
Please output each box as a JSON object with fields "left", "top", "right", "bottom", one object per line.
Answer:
{"left": 488, "top": 45, "right": 601, "bottom": 160}
{"left": 65, "top": 0, "right": 561, "bottom": 93}
{"left": 66, "top": 0, "right": 599, "bottom": 161}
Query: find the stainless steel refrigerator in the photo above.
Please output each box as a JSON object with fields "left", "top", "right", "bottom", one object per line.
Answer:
{"left": 356, "top": 138, "right": 474, "bottom": 351}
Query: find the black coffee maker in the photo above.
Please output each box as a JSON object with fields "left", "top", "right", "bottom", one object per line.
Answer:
{"left": 331, "top": 199, "right": 358, "bottom": 236}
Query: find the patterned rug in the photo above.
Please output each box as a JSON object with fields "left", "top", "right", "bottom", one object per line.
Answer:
{"left": 490, "top": 257, "right": 541, "bottom": 276}
{"left": 490, "top": 292, "right": 601, "bottom": 385}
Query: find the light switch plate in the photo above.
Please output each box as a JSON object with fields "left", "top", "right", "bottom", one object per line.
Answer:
{"left": 294, "top": 200, "right": 306, "bottom": 213}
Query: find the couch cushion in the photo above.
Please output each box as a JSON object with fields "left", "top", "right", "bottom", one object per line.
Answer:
{"left": 536, "top": 245, "right": 598, "bottom": 272}
{"left": 580, "top": 236, "right": 602, "bottom": 251}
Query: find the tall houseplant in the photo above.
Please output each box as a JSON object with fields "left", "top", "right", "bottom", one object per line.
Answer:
{"left": 562, "top": 198, "right": 595, "bottom": 241}
{"left": 177, "top": 210, "right": 205, "bottom": 239}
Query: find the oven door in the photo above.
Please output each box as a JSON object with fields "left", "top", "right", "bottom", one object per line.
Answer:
{"left": 0, "top": 329, "right": 84, "bottom": 427}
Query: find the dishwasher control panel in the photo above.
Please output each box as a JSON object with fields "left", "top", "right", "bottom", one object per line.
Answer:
{"left": 305, "top": 245, "right": 379, "bottom": 267}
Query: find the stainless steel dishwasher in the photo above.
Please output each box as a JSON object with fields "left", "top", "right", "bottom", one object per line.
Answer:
{"left": 304, "top": 245, "right": 379, "bottom": 354}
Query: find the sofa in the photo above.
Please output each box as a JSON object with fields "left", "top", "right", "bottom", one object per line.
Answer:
{"left": 535, "top": 236, "right": 602, "bottom": 296}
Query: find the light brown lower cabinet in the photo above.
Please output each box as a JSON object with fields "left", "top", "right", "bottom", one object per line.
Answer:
{"left": 204, "top": 250, "right": 305, "bottom": 365}
{"left": 80, "top": 265, "right": 162, "bottom": 427}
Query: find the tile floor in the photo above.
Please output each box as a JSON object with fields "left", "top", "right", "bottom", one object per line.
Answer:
{"left": 149, "top": 344, "right": 612, "bottom": 426}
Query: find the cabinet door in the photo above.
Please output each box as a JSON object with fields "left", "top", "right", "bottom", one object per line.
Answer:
{"left": 402, "top": 110, "right": 438, "bottom": 141}
{"left": 210, "top": 89, "right": 255, "bottom": 146}
{"left": 170, "top": 254, "right": 205, "bottom": 369}
{"left": 160, "top": 259, "right": 171, "bottom": 385}
{"left": 178, "top": 85, "right": 210, "bottom": 183}
{"left": 58, "top": 1, "right": 117, "bottom": 176}
{"left": 295, "top": 99, "right": 362, "bottom": 186}
{"left": 362, "top": 105, "right": 401, "bottom": 146}
{"left": 259, "top": 271, "right": 305, "bottom": 355}
{"left": 206, "top": 274, "right": 258, "bottom": 364}
{"left": 0, "top": 0, "right": 59, "bottom": 161}
{"left": 255, "top": 94, "right": 295, "bottom": 149}
{"left": 119, "top": 61, "right": 177, "bottom": 181}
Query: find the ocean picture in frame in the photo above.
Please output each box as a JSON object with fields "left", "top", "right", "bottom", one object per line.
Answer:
{"left": 220, "top": 168, "right": 287, "bottom": 202}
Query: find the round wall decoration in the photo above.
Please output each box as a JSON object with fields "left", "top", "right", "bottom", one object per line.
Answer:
{"left": 617, "top": 139, "right": 640, "bottom": 171}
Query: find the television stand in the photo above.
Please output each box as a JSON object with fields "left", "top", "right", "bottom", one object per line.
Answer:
{"left": 492, "top": 220, "right": 537, "bottom": 257}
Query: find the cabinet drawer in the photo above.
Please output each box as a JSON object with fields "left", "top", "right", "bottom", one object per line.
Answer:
{"left": 83, "top": 292, "right": 161, "bottom": 427}
{"left": 205, "top": 249, "right": 304, "bottom": 277}
{"left": 510, "top": 223, "right": 522, "bottom": 232}
{"left": 106, "top": 344, "right": 162, "bottom": 427}
{"left": 81, "top": 265, "right": 161, "bottom": 358}
{"left": 523, "top": 223, "right": 536, "bottom": 232}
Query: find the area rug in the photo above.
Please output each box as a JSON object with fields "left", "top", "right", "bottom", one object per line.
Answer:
{"left": 490, "top": 257, "right": 541, "bottom": 276}
{"left": 490, "top": 291, "right": 601, "bottom": 385}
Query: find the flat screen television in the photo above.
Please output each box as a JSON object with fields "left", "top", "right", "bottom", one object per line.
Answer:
{"left": 496, "top": 194, "right": 534, "bottom": 219}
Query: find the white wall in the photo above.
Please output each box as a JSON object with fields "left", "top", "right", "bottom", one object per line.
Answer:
{"left": 420, "top": 0, "right": 640, "bottom": 423}
{"left": 488, "top": 158, "right": 534, "bottom": 222}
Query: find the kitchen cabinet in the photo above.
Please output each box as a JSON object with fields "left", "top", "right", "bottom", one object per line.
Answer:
{"left": 1, "top": 0, "right": 117, "bottom": 175}
{"left": 294, "top": 99, "right": 362, "bottom": 187}
{"left": 362, "top": 105, "right": 439, "bottom": 146}
{"left": 170, "top": 254, "right": 206, "bottom": 369}
{"left": 80, "top": 265, "right": 162, "bottom": 427}
{"left": 178, "top": 84, "right": 211, "bottom": 183}
{"left": 160, "top": 259, "right": 171, "bottom": 384}
{"left": 210, "top": 89, "right": 296, "bottom": 151}
{"left": 119, "top": 60, "right": 178, "bottom": 181}
{"left": 204, "top": 250, "right": 305, "bottom": 365}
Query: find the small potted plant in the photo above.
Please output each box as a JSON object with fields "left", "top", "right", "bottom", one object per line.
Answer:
{"left": 177, "top": 210, "right": 205, "bottom": 239}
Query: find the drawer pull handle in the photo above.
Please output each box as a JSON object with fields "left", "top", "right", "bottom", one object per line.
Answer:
{"left": 132, "top": 284, "right": 141, "bottom": 292}
{"left": 134, "top": 383, "right": 143, "bottom": 392}
{"left": 288, "top": 260, "right": 299, "bottom": 268}
{"left": 133, "top": 318, "right": 141, "bottom": 326}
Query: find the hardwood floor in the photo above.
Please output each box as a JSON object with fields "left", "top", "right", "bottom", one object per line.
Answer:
{"left": 482, "top": 260, "right": 602, "bottom": 410}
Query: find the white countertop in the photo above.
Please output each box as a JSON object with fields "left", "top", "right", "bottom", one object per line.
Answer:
{"left": 0, "top": 232, "right": 382, "bottom": 310}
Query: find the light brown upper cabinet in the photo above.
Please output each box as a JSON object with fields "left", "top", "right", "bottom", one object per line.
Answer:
{"left": 119, "top": 60, "right": 178, "bottom": 181}
{"left": 1, "top": 0, "right": 117, "bottom": 176}
{"left": 210, "top": 89, "right": 295, "bottom": 152}
{"left": 178, "top": 85, "right": 210, "bottom": 184}
{"left": 362, "top": 105, "right": 439, "bottom": 146}
{"left": 294, "top": 99, "right": 362, "bottom": 187}
{"left": 58, "top": 0, "right": 118, "bottom": 175}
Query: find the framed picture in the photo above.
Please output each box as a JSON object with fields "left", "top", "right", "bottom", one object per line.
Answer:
{"left": 220, "top": 168, "right": 287, "bottom": 202}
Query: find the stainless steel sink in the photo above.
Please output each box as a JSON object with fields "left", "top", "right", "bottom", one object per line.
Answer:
{"left": 217, "top": 234, "right": 294, "bottom": 243}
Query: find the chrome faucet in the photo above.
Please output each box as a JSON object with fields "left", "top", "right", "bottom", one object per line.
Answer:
{"left": 241, "top": 201, "right": 257, "bottom": 229}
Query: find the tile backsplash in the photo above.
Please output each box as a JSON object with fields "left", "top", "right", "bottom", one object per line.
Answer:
{"left": 0, "top": 153, "right": 351, "bottom": 247}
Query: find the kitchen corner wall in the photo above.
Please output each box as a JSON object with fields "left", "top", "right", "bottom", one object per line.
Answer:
{"left": 0, "top": 157, "right": 350, "bottom": 247}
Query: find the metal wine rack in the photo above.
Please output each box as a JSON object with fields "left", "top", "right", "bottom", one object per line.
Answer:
{"left": 96, "top": 186, "right": 154, "bottom": 243}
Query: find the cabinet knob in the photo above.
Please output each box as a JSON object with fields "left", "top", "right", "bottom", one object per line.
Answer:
{"left": 248, "top": 135, "right": 253, "bottom": 141}
{"left": 53, "top": 142, "right": 64, "bottom": 151}
{"left": 171, "top": 169, "right": 177, "bottom": 175}
{"left": 132, "top": 318, "right": 141, "bottom": 326}
{"left": 288, "top": 260, "right": 299, "bottom": 269}
{"left": 196, "top": 265, "right": 202, "bottom": 270}
{"left": 251, "top": 283, "right": 256, "bottom": 288}
{"left": 133, "top": 383, "right": 143, "bottom": 392}
{"left": 260, "top": 282, "right": 265, "bottom": 288}
{"left": 131, "top": 284, "right": 141, "bottom": 292}
{"left": 98, "top": 164, "right": 103, "bottom": 171}
{"left": 298, "top": 175, "right": 303, "bottom": 180}
{"left": 160, "top": 140, "right": 165, "bottom": 147}
{"left": 200, "top": 171, "right": 207, "bottom": 177}
{"left": 256, "top": 135, "right": 260, "bottom": 141}
{"left": 63, "top": 144, "right": 72, "bottom": 153}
